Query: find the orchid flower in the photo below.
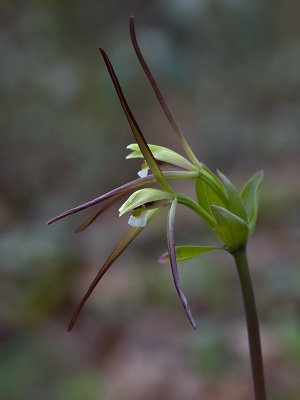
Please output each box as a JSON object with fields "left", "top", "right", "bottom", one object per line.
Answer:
{"left": 47, "top": 17, "right": 266, "bottom": 400}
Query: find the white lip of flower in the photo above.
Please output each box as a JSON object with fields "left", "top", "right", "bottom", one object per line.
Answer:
{"left": 128, "top": 209, "right": 148, "bottom": 227}
{"left": 137, "top": 166, "right": 149, "bottom": 178}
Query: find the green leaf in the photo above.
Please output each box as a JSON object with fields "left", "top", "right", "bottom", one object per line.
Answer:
{"left": 217, "top": 170, "right": 248, "bottom": 222}
{"left": 241, "top": 170, "right": 264, "bottom": 236}
{"left": 127, "top": 144, "right": 197, "bottom": 171}
{"left": 119, "top": 188, "right": 173, "bottom": 216}
{"left": 157, "top": 245, "right": 225, "bottom": 263}
{"left": 211, "top": 205, "right": 249, "bottom": 250}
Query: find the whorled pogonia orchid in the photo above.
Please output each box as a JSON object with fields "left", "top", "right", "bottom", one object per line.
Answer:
{"left": 47, "top": 17, "right": 266, "bottom": 400}
{"left": 47, "top": 16, "right": 262, "bottom": 332}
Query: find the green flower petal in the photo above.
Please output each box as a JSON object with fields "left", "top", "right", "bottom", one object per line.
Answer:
{"left": 119, "top": 188, "right": 173, "bottom": 216}
{"left": 127, "top": 144, "right": 197, "bottom": 171}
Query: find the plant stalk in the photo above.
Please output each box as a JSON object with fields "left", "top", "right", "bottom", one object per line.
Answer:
{"left": 233, "top": 248, "right": 267, "bottom": 400}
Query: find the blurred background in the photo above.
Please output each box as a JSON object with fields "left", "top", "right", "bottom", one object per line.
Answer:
{"left": 1, "top": 0, "right": 300, "bottom": 399}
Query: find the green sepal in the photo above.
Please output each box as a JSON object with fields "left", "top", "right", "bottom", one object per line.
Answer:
{"left": 157, "top": 245, "right": 225, "bottom": 264}
{"left": 119, "top": 188, "right": 173, "bottom": 216}
{"left": 127, "top": 144, "right": 197, "bottom": 171}
{"left": 129, "top": 17, "right": 202, "bottom": 170}
{"left": 211, "top": 205, "right": 249, "bottom": 250}
{"left": 241, "top": 170, "right": 264, "bottom": 236}
{"left": 99, "top": 47, "right": 173, "bottom": 194}
{"left": 217, "top": 170, "right": 248, "bottom": 222}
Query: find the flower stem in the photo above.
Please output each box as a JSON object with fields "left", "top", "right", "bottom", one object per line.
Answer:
{"left": 233, "top": 248, "right": 267, "bottom": 400}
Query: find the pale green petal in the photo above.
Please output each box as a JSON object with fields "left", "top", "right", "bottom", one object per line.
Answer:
{"left": 119, "top": 188, "right": 174, "bottom": 216}
{"left": 127, "top": 144, "right": 198, "bottom": 171}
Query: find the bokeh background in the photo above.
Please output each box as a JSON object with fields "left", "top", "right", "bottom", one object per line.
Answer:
{"left": 1, "top": 1, "right": 300, "bottom": 399}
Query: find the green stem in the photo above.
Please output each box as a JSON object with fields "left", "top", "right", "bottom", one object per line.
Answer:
{"left": 176, "top": 193, "right": 216, "bottom": 229}
{"left": 233, "top": 248, "right": 267, "bottom": 400}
